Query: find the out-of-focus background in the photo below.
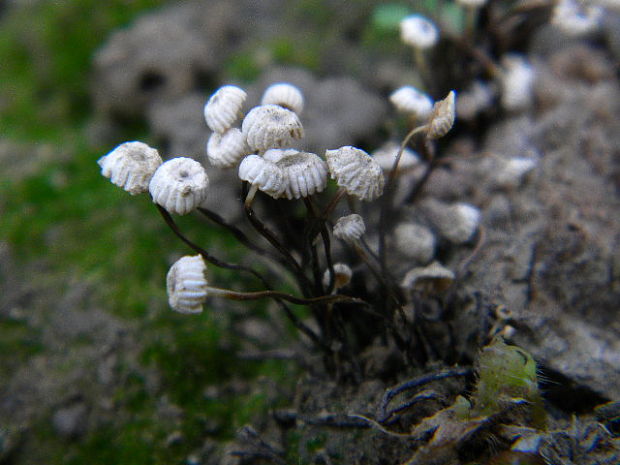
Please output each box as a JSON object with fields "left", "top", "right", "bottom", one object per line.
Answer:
{"left": 1, "top": 0, "right": 619, "bottom": 464}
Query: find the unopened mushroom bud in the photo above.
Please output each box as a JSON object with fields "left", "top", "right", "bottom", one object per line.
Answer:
{"left": 325, "top": 146, "right": 384, "bottom": 201}
{"left": 149, "top": 157, "right": 209, "bottom": 215}
{"left": 275, "top": 150, "right": 328, "bottom": 199}
{"left": 399, "top": 14, "right": 439, "bottom": 49}
{"left": 427, "top": 91, "right": 456, "bottom": 139}
{"left": 206, "top": 128, "right": 249, "bottom": 168}
{"left": 261, "top": 82, "right": 304, "bottom": 115}
{"left": 242, "top": 104, "right": 304, "bottom": 153}
{"left": 238, "top": 154, "right": 285, "bottom": 204}
{"left": 333, "top": 214, "right": 366, "bottom": 243}
{"left": 322, "top": 263, "right": 353, "bottom": 290}
{"left": 98, "top": 141, "right": 162, "bottom": 195}
{"left": 394, "top": 223, "right": 436, "bottom": 264}
{"left": 389, "top": 86, "right": 433, "bottom": 120}
{"left": 167, "top": 255, "right": 209, "bottom": 314}
{"left": 204, "top": 85, "right": 247, "bottom": 134}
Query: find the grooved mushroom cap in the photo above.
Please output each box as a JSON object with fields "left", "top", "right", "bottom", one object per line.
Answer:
{"left": 261, "top": 82, "right": 304, "bottom": 115}
{"left": 325, "top": 146, "right": 384, "bottom": 201}
{"left": 98, "top": 141, "right": 162, "bottom": 195}
{"left": 372, "top": 142, "right": 421, "bottom": 173}
{"left": 500, "top": 55, "right": 535, "bottom": 111}
{"left": 275, "top": 150, "right": 328, "bottom": 199}
{"left": 166, "top": 255, "right": 209, "bottom": 314}
{"left": 401, "top": 261, "right": 455, "bottom": 293}
{"left": 204, "top": 85, "right": 247, "bottom": 134}
{"left": 238, "top": 154, "right": 286, "bottom": 199}
{"left": 394, "top": 223, "right": 436, "bottom": 264}
{"left": 242, "top": 104, "right": 304, "bottom": 152}
{"left": 333, "top": 214, "right": 366, "bottom": 242}
{"left": 262, "top": 148, "right": 297, "bottom": 163}
{"left": 389, "top": 86, "right": 433, "bottom": 119}
{"left": 399, "top": 15, "right": 439, "bottom": 49}
{"left": 149, "top": 157, "right": 209, "bottom": 215}
{"left": 426, "top": 200, "right": 481, "bottom": 244}
{"left": 206, "top": 128, "right": 249, "bottom": 168}
{"left": 322, "top": 263, "right": 353, "bottom": 289}
{"left": 427, "top": 91, "right": 456, "bottom": 139}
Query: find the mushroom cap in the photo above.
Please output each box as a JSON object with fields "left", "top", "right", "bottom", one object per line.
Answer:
{"left": 500, "top": 55, "right": 535, "bottom": 111}
{"left": 322, "top": 263, "right": 353, "bottom": 289}
{"left": 427, "top": 91, "right": 456, "bottom": 139}
{"left": 389, "top": 86, "right": 433, "bottom": 119}
{"left": 333, "top": 214, "right": 366, "bottom": 242}
{"left": 551, "top": 0, "right": 603, "bottom": 37}
{"left": 238, "top": 154, "right": 286, "bottom": 199}
{"left": 456, "top": 0, "right": 487, "bottom": 6}
{"left": 399, "top": 14, "right": 439, "bottom": 49}
{"left": 166, "top": 254, "right": 209, "bottom": 314}
{"left": 394, "top": 223, "right": 436, "bottom": 264}
{"left": 261, "top": 82, "right": 304, "bottom": 115}
{"left": 325, "top": 146, "right": 385, "bottom": 201}
{"left": 242, "top": 104, "right": 304, "bottom": 152}
{"left": 275, "top": 150, "right": 328, "bottom": 199}
{"left": 204, "top": 85, "right": 247, "bottom": 134}
{"left": 401, "top": 261, "right": 455, "bottom": 293}
{"left": 98, "top": 141, "right": 162, "bottom": 195}
{"left": 493, "top": 156, "right": 537, "bottom": 188}
{"left": 425, "top": 199, "right": 481, "bottom": 244}
{"left": 206, "top": 127, "right": 249, "bottom": 168}
{"left": 372, "top": 141, "right": 421, "bottom": 173}
{"left": 262, "top": 148, "right": 297, "bottom": 163}
{"left": 149, "top": 157, "right": 210, "bottom": 215}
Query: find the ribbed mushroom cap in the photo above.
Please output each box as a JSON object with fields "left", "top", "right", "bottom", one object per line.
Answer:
{"left": 333, "top": 214, "right": 366, "bottom": 242}
{"left": 401, "top": 261, "right": 455, "bottom": 293}
{"left": 166, "top": 255, "right": 209, "bottom": 314}
{"left": 399, "top": 14, "right": 439, "bottom": 49}
{"left": 325, "top": 146, "right": 384, "bottom": 201}
{"left": 238, "top": 154, "right": 286, "bottom": 199}
{"left": 98, "top": 141, "right": 162, "bottom": 195}
{"left": 242, "top": 104, "right": 304, "bottom": 152}
{"left": 372, "top": 142, "right": 421, "bottom": 173}
{"left": 149, "top": 157, "right": 209, "bottom": 215}
{"left": 204, "top": 85, "right": 247, "bottom": 134}
{"left": 427, "top": 91, "right": 456, "bottom": 139}
{"left": 322, "top": 263, "right": 353, "bottom": 289}
{"left": 425, "top": 199, "right": 481, "bottom": 244}
{"left": 206, "top": 128, "right": 249, "bottom": 168}
{"left": 262, "top": 148, "right": 297, "bottom": 163}
{"left": 275, "top": 150, "right": 328, "bottom": 199}
{"left": 389, "top": 86, "right": 433, "bottom": 119}
{"left": 261, "top": 82, "right": 304, "bottom": 115}
{"left": 394, "top": 223, "right": 436, "bottom": 264}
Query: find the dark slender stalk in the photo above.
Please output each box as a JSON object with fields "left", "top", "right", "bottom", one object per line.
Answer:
{"left": 323, "top": 187, "right": 346, "bottom": 218}
{"left": 404, "top": 138, "right": 437, "bottom": 204}
{"left": 208, "top": 286, "right": 366, "bottom": 306}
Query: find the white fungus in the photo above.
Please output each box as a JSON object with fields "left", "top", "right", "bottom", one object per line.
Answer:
{"left": 493, "top": 156, "right": 537, "bottom": 188}
{"left": 238, "top": 154, "right": 286, "bottom": 200}
{"left": 206, "top": 128, "right": 249, "bottom": 168}
{"left": 275, "top": 150, "right": 328, "bottom": 199}
{"left": 98, "top": 141, "right": 162, "bottom": 195}
{"left": 322, "top": 263, "right": 353, "bottom": 289}
{"left": 427, "top": 91, "right": 456, "bottom": 139}
{"left": 333, "top": 214, "right": 366, "bottom": 243}
{"left": 149, "top": 157, "right": 210, "bottom": 215}
{"left": 242, "top": 104, "right": 304, "bottom": 153}
{"left": 399, "top": 14, "right": 439, "bottom": 49}
{"left": 551, "top": 0, "right": 603, "bottom": 36}
{"left": 426, "top": 200, "right": 481, "bottom": 244}
{"left": 261, "top": 82, "right": 304, "bottom": 115}
{"left": 500, "top": 55, "right": 535, "bottom": 112}
{"left": 394, "top": 223, "right": 436, "bottom": 264}
{"left": 389, "top": 86, "right": 434, "bottom": 120}
{"left": 325, "top": 146, "right": 385, "bottom": 201}
{"left": 204, "top": 85, "right": 247, "bottom": 134}
{"left": 166, "top": 254, "right": 209, "bottom": 314}
{"left": 401, "top": 261, "right": 455, "bottom": 294}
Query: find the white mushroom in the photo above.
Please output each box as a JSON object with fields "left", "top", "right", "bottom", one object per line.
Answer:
{"left": 322, "top": 263, "right": 353, "bottom": 290}
{"left": 399, "top": 14, "right": 439, "bottom": 49}
{"left": 261, "top": 82, "right": 304, "bottom": 115}
{"left": 275, "top": 150, "right": 328, "bottom": 199}
{"left": 427, "top": 91, "right": 456, "bottom": 139}
{"left": 325, "top": 146, "right": 385, "bottom": 201}
{"left": 500, "top": 55, "right": 535, "bottom": 112}
{"left": 551, "top": 0, "right": 603, "bottom": 37}
{"left": 206, "top": 128, "right": 249, "bottom": 168}
{"left": 401, "top": 261, "right": 455, "bottom": 294}
{"left": 394, "top": 223, "right": 436, "bottom": 264}
{"left": 238, "top": 154, "right": 285, "bottom": 203}
{"left": 493, "top": 156, "right": 537, "bottom": 188}
{"left": 424, "top": 199, "right": 481, "bottom": 244}
{"left": 389, "top": 86, "right": 433, "bottom": 120}
{"left": 333, "top": 214, "right": 366, "bottom": 243}
{"left": 167, "top": 255, "right": 209, "bottom": 314}
{"left": 242, "top": 104, "right": 304, "bottom": 153}
{"left": 204, "top": 85, "right": 247, "bottom": 134}
{"left": 456, "top": 0, "right": 487, "bottom": 6}
{"left": 98, "top": 141, "right": 162, "bottom": 195}
{"left": 148, "top": 157, "right": 210, "bottom": 215}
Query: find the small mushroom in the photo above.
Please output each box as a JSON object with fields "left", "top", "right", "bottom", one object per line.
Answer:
{"left": 389, "top": 86, "right": 433, "bottom": 120}
{"left": 325, "top": 146, "right": 384, "bottom": 201}
{"left": 393, "top": 223, "right": 436, "bottom": 264}
{"left": 242, "top": 104, "right": 304, "bottom": 153}
{"left": 322, "top": 263, "right": 353, "bottom": 290}
{"left": 149, "top": 157, "right": 209, "bottom": 215}
{"left": 551, "top": 0, "right": 603, "bottom": 37}
{"left": 427, "top": 91, "right": 456, "bottom": 139}
{"left": 401, "top": 261, "right": 455, "bottom": 294}
{"left": 98, "top": 141, "right": 162, "bottom": 195}
{"left": 206, "top": 128, "right": 249, "bottom": 168}
{"left": 167, "top": 255, "right": 209, "bottom": 314}
{"left": 399, "top": 14, "right": 439, "bottom": 50}
{"left": 204, "top": 85, "right": 247, "bottom": 134}
{"left": 424, "top": 199, "right": 481, "bottom": 244}
{"left": 275, "top": 150, "right": 328, "bottom": 199}
{"left": 238, "top": 154, "right": 285, "bottom": 204}
{"left": 333, "top": 214, "right": 366, "bottom": 243}
{"left": 500, "top": 55, "right": 535, "bottom": 112}
{"left": 261, "top": 82, "right": 304, "bottom": 115}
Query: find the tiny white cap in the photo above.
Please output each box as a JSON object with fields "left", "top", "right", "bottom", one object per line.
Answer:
{"left": 98, "top": 141, "right": 162, "bottom": 195}
{"left": 261, "top": 82, "right": 304, "bottom": 115}
{"left": 206, "top": 128, "right": 249, "bottom": 168}
{"left": 399, "top": 15, "right": 439, "bottom": 49}
{"left": 167, "top": 255, "right": 209, "bottom": 314}
{"left": 204, "top": 85, "right": 247, "bottom": 134}
{"left": 389, "top": 86, "right": 434, "bottom": 120}
{"left": 242, "top": 104, "right": 304, "bottom": 153}
{"left": 149, "top": 157, "right": 210, "bottom": 215}
{"left": 333, "top": 214, "right": 366, "bottom": 242}
{"left": 325, "top": 146, "right": 385, "bottom": 201}
{"left": 238, "top": 154, "right": 286, "bottom": 199}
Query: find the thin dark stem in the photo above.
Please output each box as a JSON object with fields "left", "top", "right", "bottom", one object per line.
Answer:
{"left": 404, "top": 139, "right": 438, "bottom": 204}
{"left": 323, "top": 187, "right": 346, "bottom": 218}
{"left": 304, "top": 197, "right": 335, "bottom": 293}
{"left": 208, "top": 286, "right": 367, "bottom": 306}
